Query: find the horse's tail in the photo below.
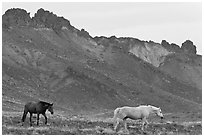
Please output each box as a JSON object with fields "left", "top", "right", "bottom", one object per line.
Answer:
{"left": 22, "top": 106, "right": 28, "bottom": 122}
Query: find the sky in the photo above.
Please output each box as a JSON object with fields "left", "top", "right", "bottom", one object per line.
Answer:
{"left": 2, "top": 2, "right": 202, "bottom": 54}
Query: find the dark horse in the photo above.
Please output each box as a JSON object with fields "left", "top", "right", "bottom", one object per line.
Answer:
{"left": 22, "top": 101, "right": 54, "bottom": 126}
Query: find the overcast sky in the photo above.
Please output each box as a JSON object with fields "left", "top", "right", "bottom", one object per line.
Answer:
{"left": 2, "top": 2, "right": 202, "bottom": 54}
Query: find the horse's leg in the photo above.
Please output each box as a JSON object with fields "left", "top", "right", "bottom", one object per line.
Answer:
{"left": 37, "top": 113, "right": 40, "bottom": 126}
{"left": 112, "top": 113, "right": 117, "bottom": 129}
{"left": 22, "top": 109, "right": 28, "bottom": 123}
{"left": 144, "top": 119, "right": 149, "bottom": 129}
{"left": 141, "top": 117, "right": 148, "bottom": 131}
{"left": 42, "top": 113, "right": 47, "bottom": 125}
{"left": 29, "top": 113, "right": 33, "bottom": 126}
{"left": 114, "top": 119, "right": 120, "bottom": 132}
{"left": 141, "top": 118, "right": 146, "bottom": 131}
{"left": 123, "top": 119, "right": 129, "bottom": 133}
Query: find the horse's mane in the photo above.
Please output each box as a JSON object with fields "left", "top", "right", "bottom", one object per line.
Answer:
{"left": 138, "top": 104, "right": 150, "bottom": 107}
{"left": 39, "top": 101, "right": 51, "bottom": 106}
{"left": 138, "top": 104, "right": 159, "bottom": 109}
{"left": 148, "top": 105, "right": 160, "bottom": 110}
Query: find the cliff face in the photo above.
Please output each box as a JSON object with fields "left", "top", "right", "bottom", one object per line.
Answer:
{"left": 128, "top": 42, "right": 170, "bottom": 67}
{"left": 94, "top": 36, "right": 171, "bottom": 67}
{"left": 2, "top": 8, "right": 202, "bottom": 114}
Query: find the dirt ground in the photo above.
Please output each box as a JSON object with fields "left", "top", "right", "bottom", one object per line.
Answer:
{"left": 2, "top": 111, "right": 202, "bottom": 135}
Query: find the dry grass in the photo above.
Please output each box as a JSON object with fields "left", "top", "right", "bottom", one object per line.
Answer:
{"left": 2, "top": 111, "right": 202, "bottom": 135}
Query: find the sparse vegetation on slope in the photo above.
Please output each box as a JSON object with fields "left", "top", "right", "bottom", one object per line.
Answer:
{"left": 2, "top": 8, "right": 202, "bottom": 135}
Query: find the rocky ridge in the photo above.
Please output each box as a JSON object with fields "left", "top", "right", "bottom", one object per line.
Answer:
{"left": 3, "top": 8, "right": 198, "bottom": 67}
{"left": 2, "top": 8, "right": 202, "bottom": 114}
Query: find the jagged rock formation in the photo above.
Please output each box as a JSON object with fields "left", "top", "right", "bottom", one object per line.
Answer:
{"left": 2, "top": 8, "right": 31, "bottom": 28}
{"left": 94, "top": 36, "right": 171, "bottom": 67}
{"left": 128, "top": 41, "right": 170, "bottom": 67}
{"left": 161, "top": 39, "right": 197, "bottom": 55}
{"left": 77, "top": 28, "right": 91, "bottom": 39}
{"left": 2, "top": 8, "right": 199, "bottom": 67}
{"left": 181, "top": 40, "right": 197, "bottom": 54}
{"left": 32, "top": 8, "right": 75, "bottom": 32}
{"left": 2, "top": 8, "right": 202, "bottom": 114}
{"left": 161, "top": 40, "right": 181, "bottom": 53}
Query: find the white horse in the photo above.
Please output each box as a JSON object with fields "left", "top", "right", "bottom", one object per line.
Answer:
{"left": 113, "top": 105, "right": 164, "bottom": 132}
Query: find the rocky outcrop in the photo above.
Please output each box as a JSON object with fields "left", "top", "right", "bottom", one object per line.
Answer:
{"left": 32, "top": 8, "right": 74, "bottom": 32}
{"left": 161, "top": 40, "right": 197, "bottom": 55}
{"left": 161, "top": 40, "right": 181, "bottom": 53}
{"left": 181, "top": 40, "right": 197, "bottom": 54}
{"left": 2, "top": 8, "right": 32, "bottom": 28}
{"left": 77, "top": 28, "right": 92, "bottom": 39}
{"left": 2, "top": 8, "right": 76, "bottom": 33}
{"left": 129, "top": 41, "right": 171, "bottom": 67}
{"left": 94, "top": 36, "right": 171, "bottom": 67}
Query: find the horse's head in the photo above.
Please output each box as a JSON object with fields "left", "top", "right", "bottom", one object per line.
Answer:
{"left": 150, "top": 106, "right": 163, "bottom": 119}
{"left": 48, "top": 103, "right": 54, "bottom": 115}
{"left": 155, "top": 107, "right": 163, "bottom": 119}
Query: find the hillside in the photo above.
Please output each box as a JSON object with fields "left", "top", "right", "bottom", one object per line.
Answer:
{"left": 2, "top": 8, "right": 202, "bottom": 117}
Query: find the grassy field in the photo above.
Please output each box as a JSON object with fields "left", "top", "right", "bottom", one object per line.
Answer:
{"left": 2, "top": 111, "right": 202, "bottom": 135}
